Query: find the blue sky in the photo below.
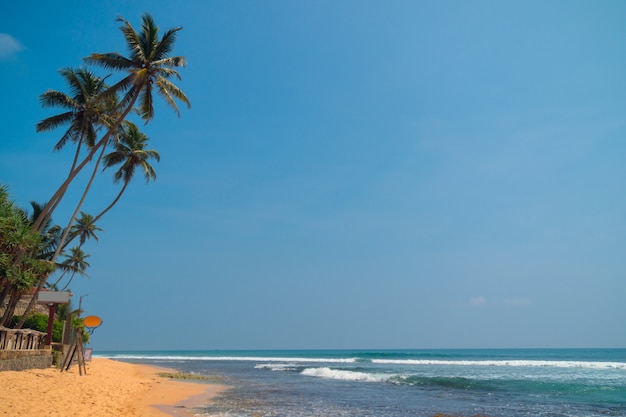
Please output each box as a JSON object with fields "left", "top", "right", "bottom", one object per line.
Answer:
{"left": 1, "top": 1, "right": 625, "bottom": 350}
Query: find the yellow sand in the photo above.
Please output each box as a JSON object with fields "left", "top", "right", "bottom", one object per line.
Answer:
{"left": 0, "top": 358, "right": 225, "bottom": 416}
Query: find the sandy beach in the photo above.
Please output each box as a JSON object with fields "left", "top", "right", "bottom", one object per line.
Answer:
{"left": 0, "top": 358, "right": 225, "bottom": 416}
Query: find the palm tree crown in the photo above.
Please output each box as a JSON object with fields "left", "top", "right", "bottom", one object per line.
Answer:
{"left": 85, "top": 13, "right": 190, "bottom": 121}
{"left": 36, "top": 68, "right": 111, "bottom": 152}
{"left": 104, "top": 121, "right": 160, "bottom": 184}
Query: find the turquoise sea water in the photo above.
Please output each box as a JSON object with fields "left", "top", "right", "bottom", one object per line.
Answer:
{"left": 98, "top": 349, "right": 626, "bottom": 416}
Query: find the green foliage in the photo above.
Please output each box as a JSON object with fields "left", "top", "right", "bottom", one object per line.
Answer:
{"left": 71, "top": 315, "right": 90, "bottom": 344}
{"left": 0, "top": 185, "right": 54, "bottom": 289}
{"left": 12, "top": 313, "right": 64, "bottom": 343}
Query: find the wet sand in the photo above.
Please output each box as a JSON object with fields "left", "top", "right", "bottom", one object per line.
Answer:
{"left": 0, "top": 358, "right": 225, "bottom": 416}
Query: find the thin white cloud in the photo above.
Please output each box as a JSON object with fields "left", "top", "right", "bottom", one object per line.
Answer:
{"left": 505, "top": 298, "right": 531, "bottom": 306}
{"left": 470, "top": 296, "right": 486, "bottom": 306}
{"left": 0, "top": 33, "right": 23, "bottom": 60}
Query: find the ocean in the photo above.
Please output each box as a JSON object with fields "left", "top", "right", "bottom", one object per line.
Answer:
{"left": 98, "top": 349, "right": 626, "bottom": 417}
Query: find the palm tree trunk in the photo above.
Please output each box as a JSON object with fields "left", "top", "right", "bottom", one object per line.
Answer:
{"left": 31, "top": 136, "right": 105, "bottom": 234}
{"left": 60, "top": 273, "right": 77, "bottom": 291}
{"left": 14, "top": 280, "right": 44, "bottom": 329}
{"left": 50, "top": 270, "right": 69, "bottom": 288}
{"left": 1, "top": 289, "right": 23, "bottom": 327}
{"left": 0, "top": 283, "right": 11, "bottom": 315}
{"left": 91, "top": 182, "right": 128, "bottom": 226}
{"left": 57, "top": 143, "right": 108, "bottom": 255}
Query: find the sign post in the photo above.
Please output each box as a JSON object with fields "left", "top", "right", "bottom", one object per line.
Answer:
{"left": 37, "top": 291, "right": 71, "bottom": 346}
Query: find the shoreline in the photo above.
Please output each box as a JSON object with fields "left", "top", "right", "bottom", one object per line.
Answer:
{"left": 0, "top": 357, "right": 226, "bottom": 416}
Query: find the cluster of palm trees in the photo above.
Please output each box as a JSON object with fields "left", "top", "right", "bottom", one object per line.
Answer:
{"left": 0, "top": 14, "right": 189, "bottom": 328}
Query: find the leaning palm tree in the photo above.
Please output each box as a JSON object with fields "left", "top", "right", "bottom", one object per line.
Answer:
{"left": 92, "top": 121, "right": 160, "bottom": 224}
{"left": 37, "top": 68, "right": 111, "bottom": 158}
{"left": 52, "top": 247, "right": 90, "bottom": 291}
{"left": 69, "top": 212, "right": 103, "bottom": 247}
{"left": 32, "top": 69, "right": 112, "bottom": 233}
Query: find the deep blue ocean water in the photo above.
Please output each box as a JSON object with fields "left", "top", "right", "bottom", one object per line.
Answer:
{"left": 97, "top": 349, "right": 626, "bottom": 417}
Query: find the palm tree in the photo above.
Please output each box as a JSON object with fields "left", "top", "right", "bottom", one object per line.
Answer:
{"left": 84, "top": 13, "right": 191, "bottom": 122}
{"left": 90, "top": 121, "right": 160, "bottom": 222}
{"left": 70, "top": 212, "right": 103, "bottom": 247}
{"left": 51, "top": 247, "right": 90, "bottom": 291}
{"left": 33, "top": 69, "right": 112, "bottom": 233}
{"left": 37, "top": 68, "right": 111, "bottom": 157}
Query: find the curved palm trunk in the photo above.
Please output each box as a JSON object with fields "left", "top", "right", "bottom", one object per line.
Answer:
{"left": 91, "top": 181, "right": 128, "bottom": 226}
{"left": 60, "top": 272, "right": 78, "bottom": 291}
{"left": 32, "top": 135, "right": 105, "bottom": 234}
{"left": 57, "top": 143, "right": 108, "bottom": 255}
{"left": 50, "top": 270, "right": 68, "bottom": 288}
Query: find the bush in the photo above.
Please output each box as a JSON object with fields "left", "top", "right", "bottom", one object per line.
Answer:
{"left": 12, "top": 313, "right": 63, "bottom": 342}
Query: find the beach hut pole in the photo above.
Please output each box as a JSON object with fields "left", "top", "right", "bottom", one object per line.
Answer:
{"left": 45, "top": 304, "right": 54, "bottom": 345}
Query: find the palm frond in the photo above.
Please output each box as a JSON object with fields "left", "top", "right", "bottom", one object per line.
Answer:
{"left": 53, "top": 130, "right": 76, "bottom": 151}
{"left": 152, "top": 26, "right": 183, "bottom": 60}
{"left": 85, "top": 52, "right": 136, "bottom": 71}
{"left": 154, "top": 66, "right": 183, "bottom": 80}
{"left": 60, "top": 68, "right": 87, "bottom": 102}
{"left": 156, "top": 77, "right": 191, "bottom": 115}
{"left": 141, "top": 160, "right": 157, "bottom": 182}
{"left": 117, "top": 16, "right": 145, "bottom": 63}
{"left": 39, "top": 90, "right": 76, "bottom": 109}
{"left": 140, "top": 14, "right": 159, "bottom": 61}
{"left": 138, "top": 81, "right": 154, "bottom": 121}
{"left": 84, "top": 122, "right": 98, "bottom": 148}
{"left": 36, "top": 111, "right": 74, "bottom": 133}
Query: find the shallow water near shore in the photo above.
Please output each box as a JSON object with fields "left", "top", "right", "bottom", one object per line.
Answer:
{"left": 100, "top": 348, "right": 626, "bottom": 417}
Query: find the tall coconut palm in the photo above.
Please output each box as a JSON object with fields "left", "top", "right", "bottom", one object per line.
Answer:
{"left": 37, "top": 68, "right": 111, "bottom": 157}
{"left": 85, "top": 13, "right": 190, "bottom": 122}
{"left": 69, "top": 212, "right": 103, "bottom": 247}
{"left": 33, "top": 69, "right": 113, "bottom": 233}
{"left": 51, "top": 247, "right": 90, "bottom": 291}
{"left": 92, "top": 121, "right": 160, "bottom": 224}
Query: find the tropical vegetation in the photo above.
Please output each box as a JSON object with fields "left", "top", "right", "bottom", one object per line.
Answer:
{"left": 0, "top": 13, "right": 189, "bottom": 335}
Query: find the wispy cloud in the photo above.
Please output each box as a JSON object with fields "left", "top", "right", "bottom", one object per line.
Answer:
{"left": 504, "top": 298, "right": 531, "bottom": 306}
{"left": 470, "top": 296, "right": 486, "bottom": 306}
{"left": 0, "top": 33, "right": 23, "bottom": 60}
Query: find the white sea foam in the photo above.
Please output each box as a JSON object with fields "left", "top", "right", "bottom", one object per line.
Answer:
{"left": 371, "top": 359, "right": 626, "bottom": 370}
{"left": 255, "top": 363, "right": 299, "bottom": 371}
{"left": 301, "top": 367, "right": 387, "bottom": 382}
{"left": 94, "top": 354, "right": 626, "bottom": 371}
{"left": 97, "top": 354, "right": 357, "bottom": 363}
